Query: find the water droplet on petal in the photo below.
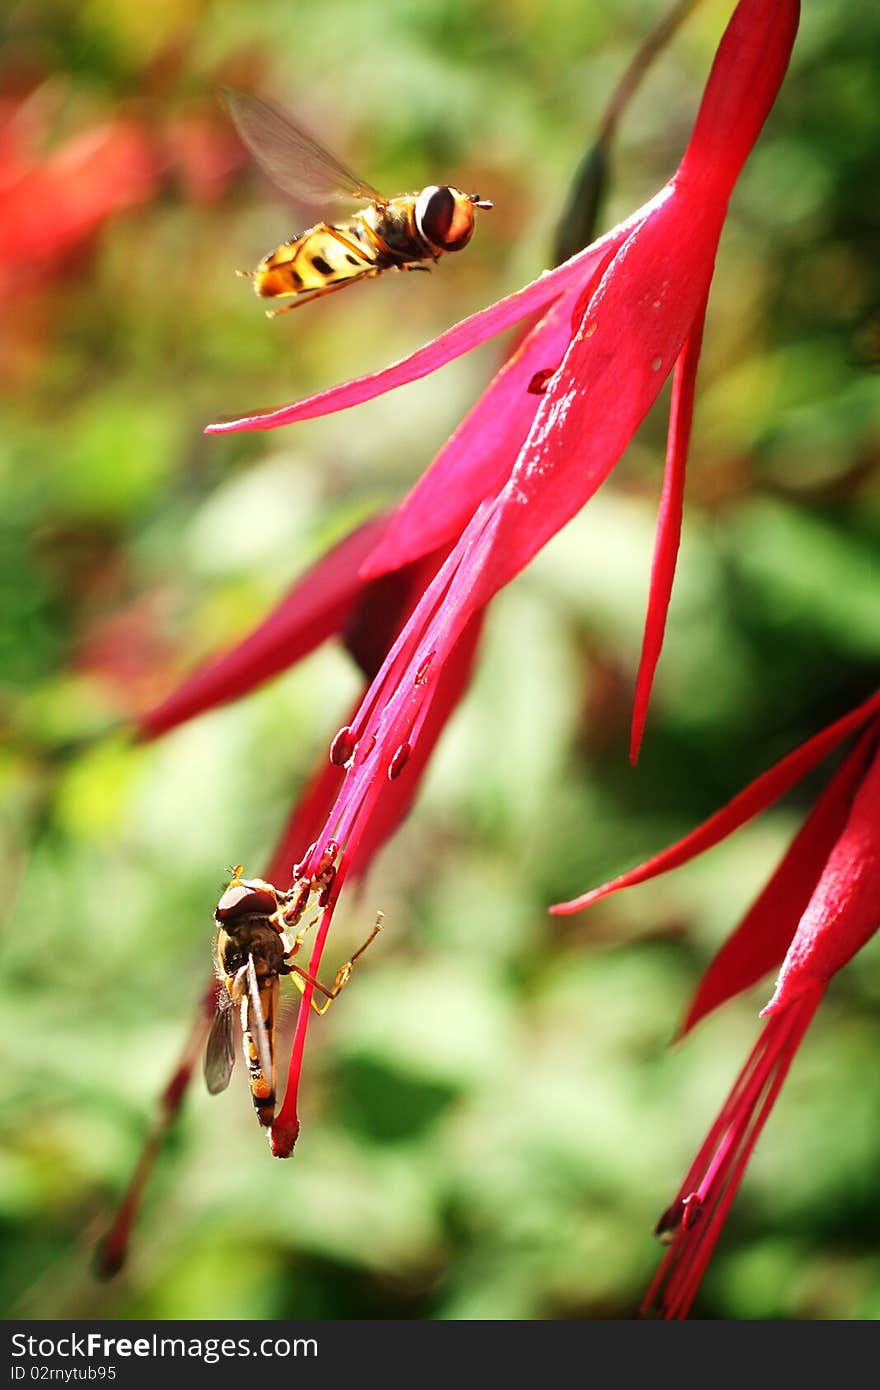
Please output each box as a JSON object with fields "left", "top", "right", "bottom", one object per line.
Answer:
{"left": 527, "top": 368, "right": 556, "bottom": 395}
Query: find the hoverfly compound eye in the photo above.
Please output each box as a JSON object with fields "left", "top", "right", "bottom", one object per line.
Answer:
{"left": 415, "top": 185, "right": 477, "bottom": 252}
{"left": 215, "top": 880, "right": 278, "bottom": 922}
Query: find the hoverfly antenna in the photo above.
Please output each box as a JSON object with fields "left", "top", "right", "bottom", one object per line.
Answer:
{"left": 470, "top": 195, "right": 493, "bottom": 209}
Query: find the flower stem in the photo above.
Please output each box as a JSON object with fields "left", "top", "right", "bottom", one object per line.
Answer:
{"left": 554, "top": 0, "right": 705, "bottom": 263}
{"left": 599, "top": 0, "right": 705, "bottom": 147}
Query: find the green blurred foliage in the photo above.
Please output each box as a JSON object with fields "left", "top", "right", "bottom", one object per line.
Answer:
{"left": 1, "top": 0, "right": 879, "bottom": 1322}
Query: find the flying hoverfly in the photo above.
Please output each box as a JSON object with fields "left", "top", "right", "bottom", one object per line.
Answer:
{"left": 204, "top": 866, "right": 382, "bottom": 1126}
{"left": 223, "top": 89, "right": 493, "bottom": 316}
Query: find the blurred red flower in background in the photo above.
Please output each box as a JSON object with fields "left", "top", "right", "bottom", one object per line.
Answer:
{"left": 0, "top": 97, "right": 158, "bottom": 294}
{"left": 0, "top": 87, "right": 242, "bottom": 303}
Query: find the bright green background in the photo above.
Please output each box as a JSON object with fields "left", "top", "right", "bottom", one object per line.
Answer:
{"left": 2, "top": 0, "right": 880, "bottom": 1320}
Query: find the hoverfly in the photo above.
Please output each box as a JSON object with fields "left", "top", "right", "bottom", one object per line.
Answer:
{"left": 223, "top": 89, "right": 493, "bottom": 315}
{"left": 204, "top": 866, "right": 382, "bottom": 1126}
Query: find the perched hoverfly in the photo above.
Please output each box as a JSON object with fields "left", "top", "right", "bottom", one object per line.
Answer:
{"left": 204, "top": 866, "right": 382, "bottom": 1126}
{"left": 223, "top": 89, "right": 493, "bottom": 316}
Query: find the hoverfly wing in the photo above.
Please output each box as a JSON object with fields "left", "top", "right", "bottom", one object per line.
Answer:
{"left": 221, "top": 89, "right": 387, "bottom": 210}
{"left": 204, "top": 996, "right": 236, "bottom": 1094}
{"left": 244, "top": 953, "right": 274, "bottom": 1086}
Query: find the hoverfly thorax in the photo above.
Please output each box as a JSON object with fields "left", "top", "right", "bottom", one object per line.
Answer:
{"left": 223, "top": 90, "right": 493, "bottom": 316}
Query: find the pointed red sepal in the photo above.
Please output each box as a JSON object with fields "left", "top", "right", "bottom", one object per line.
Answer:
{"left": 551, "top": 687, "right": 880, "bottom": 916}
{"left": 679, "top": 729, "right": 877, "bottom": 1036}
{"left": 138, "top": 512, "right": 389, "bottom": 740}
{"left": 630, "top": 294, "right": 707, "bottom": 765}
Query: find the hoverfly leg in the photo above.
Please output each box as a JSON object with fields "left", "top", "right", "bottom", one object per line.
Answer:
{"left": 235, "top": 269, "right": 255, "bottom": 279}
{"left": 347, "top": 911, "right": 384, "bottom": 967}
{"left": 322, "top": 223, "right": 376, "bottom": 263}
{"left": 289, "top": 912, "right": 383, "bottom": 1016}
{"left": 266, "top": 271, "right": 380, "bottom": 317}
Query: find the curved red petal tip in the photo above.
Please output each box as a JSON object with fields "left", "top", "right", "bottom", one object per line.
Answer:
{"left": 551, "top": 688, "right": 880, "bottom": 917}
{"left": 202, "top": 280, "right": 565, "bottom": 435}
{"left": 629, "top": 297, "right": 708, "bottom": 766}
{"left": 270, "top": 1117, "right": 300, "bottom": 1158}
{"left": 760, "top": 739, "right": 880, "bottom": 1018}
{"left": 760, "top": 966, "right": 833, "bottom": 1021}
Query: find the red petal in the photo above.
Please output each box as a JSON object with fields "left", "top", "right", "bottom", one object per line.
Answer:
{"left": 138, "top": 512, "right": 388, "bottom": 740}
{"left": 360, "top": 286, "right": 587, "bottom": 579}
{"left": 762, "top": 732, "right": 880, "bottom": 1015}
{"left": 680, "top": 730, "right": 876, "bottom": 1036}
{"left": 203, "top": 210, "right": 651, "bottom": 436}
{"left": 629, "top": 293, "right": 708, "bottom": 765}
{"left": 467, "top": 191, "right": 720, "bottom": 603}
{"left": 551, "top": 688, "right": 880, "bottom": 915}
{"left": 679, "top": 0, "right": 800, "bottom": 203}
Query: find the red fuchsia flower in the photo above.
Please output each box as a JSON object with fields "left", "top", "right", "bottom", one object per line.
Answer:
{"left": 207, "top": 0, "right": 799, "bottom": 772}
{"left": 552, "top": 687, "right": 880, "bottom": 1318}
{"left": 198, "top": 0, "right": 800, "bottom": 1157}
